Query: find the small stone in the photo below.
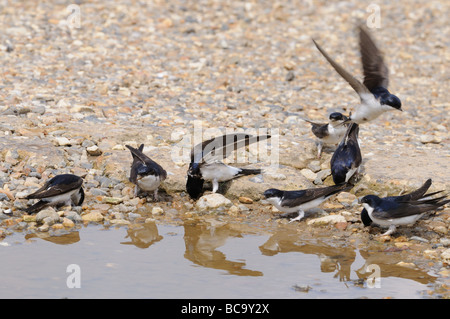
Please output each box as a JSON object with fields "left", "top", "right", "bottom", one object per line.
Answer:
{"left": 395, "top": 261, "right": 416, "bottom": 269}
{"left": 35, "top": 208, "right": 60, "bottom": 225}
{"left": 110, "top": 219, "right": 131, "bottom": 225}
{"left": 151, "top": 206, "right": 164, "bottom": 215}
{"left": 103, "top": 197, "right": 123, "bottom": 205}
{"left": 300, "top": 168, "right": 317, "bottom": 181}
{"left": 62, "top": 217, "right": 75, "bottom": 228}
{"left": 307, "top": 161, "right": 321, "bottom": 173}
{"left": 336, "top": 192, "right": 357, "bottom": 205}
{"left": 22, "top": 215, "right": 37, "bottom": 222}
{"left": 64, "top": 211, "right": 82, "bottom": 223}
{"left": 238, "top": 196, "right": 253, "bottom": 204}
{"left": 441, "top": 249, "right": 450, "bottom": 265}
{"left": 334, "top": 221, "right": 348, "bottom": 230}
{"left": 285, "top": 70, "right": 295, "bottom": 82}
{"left": 86, "top": 145, "right": 102, "bottom": 156}
{"left": 439, "top": 238, "right": 450, "bottom": 247}
{"left": 195, "top": 193, "right": 233, "bottom": 212}
{"left": 420, "top": 135, "right": 441, "bottom": 144}
{"left": 81, "top": 211, "right": 104, "bottom": 222}
{"left": 307, "top": 214, "right": 346, "bottom": 226}
{"left": 55, "top": 136, "right": 71, "bottom": 146}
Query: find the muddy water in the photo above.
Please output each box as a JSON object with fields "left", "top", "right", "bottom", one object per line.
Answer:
{"left": 0, "top": 219, "right": 443, "bottom": 299}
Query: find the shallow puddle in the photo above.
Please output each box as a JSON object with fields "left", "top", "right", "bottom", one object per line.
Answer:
{"left": 0, "top": 220, "right": 443, "bottom": 299}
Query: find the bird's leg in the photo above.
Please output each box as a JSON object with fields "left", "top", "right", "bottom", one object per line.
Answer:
{"left": 153, "top": 189, "right": 159, "bottom": 202}
{"left": 289, "top": 210, "right": 305, "bottom": 223}
{"left": 379, "top": 225, "right": 397, "bottom": 236}
{"left": 134, "top": 185, "right": 140, "bottom": 197}
{"left": 317, "top": 142, "right": 323, "bottom": 159}
{"left": 212, "top": 179, "right": 219, "bottom": 193}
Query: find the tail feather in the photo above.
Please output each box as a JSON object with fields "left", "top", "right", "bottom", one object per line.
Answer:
{"left": 238, "top": 168, "right": 262, "bottom": 176}
{"left": 25, "top": 200, "right": 50, "bottom": 214}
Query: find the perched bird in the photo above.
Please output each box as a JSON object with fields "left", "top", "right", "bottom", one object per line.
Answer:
{"left": 360, "top": 192, "right": 449, "bottom": 236}
{"left": 301, "top": 112, "right": 349, "bottom": 158}
{"left": 312, "top": 25, "right": 402, "bottom": 124}
{"left": 187, "top": 132, "right": 271, "bottom": 199}
{"left": 126, "top": 144, "right": 167, "bottom": 201}
{"left": 361, "top": 179, "right": 444, "bottom": 227}
{"left": 264, "top": 183, "right": 352, "bottom": 222}
{"left": 24, "top": 174, "right": 84, "bottom": 214}
{"left": 330, "top": 122, "right": 362, "bottom": 185}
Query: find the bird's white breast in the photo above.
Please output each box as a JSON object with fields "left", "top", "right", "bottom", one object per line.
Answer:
{"left": 322, "top": 124, "right": 347, "bottom": 145}
{"left": 44, "top": 189, "right": 78, "bottom": 204}
{"left": 200, "top": 163, "right": 240, "bottom": 182}
{"left": 364, "top": 203, "right": 424, "bottom": 227}
{"left": 352, "top": 93, "right": 386, "bottom": 124}
{"left": 137, "top": 175, "right": 161, "bottom": 192}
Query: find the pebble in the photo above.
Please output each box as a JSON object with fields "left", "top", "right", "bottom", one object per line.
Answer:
{"left": 441, "top": 249, "right": 450, "bottom": 265}
{"left": 238, "top": 196, "right": 253, "bottom": 204}
{"left": 55, "top": 137, "right": 71, "bottom": 146}
{"left": 62, "top": 217, "right": 75, "bottom": 228}
{"left": 300, "top": 168, "right": 317, "bottom": 181}
{"left": 86, "top": 145, "right": 102, "bottom": 156}
{"left": 419, "top": 135, "right": 441, "bottom": 144}
{"left": 64, "top": 211, "right": 82, "bottom": 223}
{"left": 396, "top": 261, "right": 417, "bottom": 269}
{"left": 307, "top": 214, "right": 346, "bottom": 227}
{"left": 195, "top": 193, "right": 233, "bottom": 212}
{"left": 35, "top": 208, "right": 60, "bottom": 225}
{"left": 81, "top": 211, "right": 104, "bottom": 222}
{"left": 151, "top": 206, "right": 164, "bottom": 216}
{"left": 104, "top": 197, "right": 123, "bottom": 205}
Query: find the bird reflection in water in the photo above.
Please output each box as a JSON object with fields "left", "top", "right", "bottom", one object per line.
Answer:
{"left": 121, "top": 221, "right": 163, "bottom": 248}
{"left": 259, "top": 226, "right": 437, "bottom": 286}
{"left": 183, "top": 219, "right": 263, "bottom": 276}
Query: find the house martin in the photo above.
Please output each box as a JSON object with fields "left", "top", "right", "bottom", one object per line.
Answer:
{"left": 360, "top": 191, "right": 449, "bottom": 236}
{"left": 301, "top": 112, "right": 349, "bottom": 158}
{"left": 330, "top": 122, "right": 362, "bottom": 185}
{"left": 187, "top": 132, "right": 271, "bottom": 199}
{"left": 264, "top": 183, "right": 352, "bottom": 222}
{"left": 126, "top": 144, "right": 167, "bottom": 201}
{"left": 312, "top": 25, "right": 402, "bottom": 124}
{"left": 361, "top": 178, "right": 444, "bottom": 227}
{"left": 24, "top": 174, "right": 84, "bottom": 214}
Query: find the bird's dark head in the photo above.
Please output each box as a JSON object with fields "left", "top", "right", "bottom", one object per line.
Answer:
{"left": 136, "top": 164, "right": 154, "bottom": 176}
{"left": 188, "top": 162, "right": 201, "bottom": 178}
{"left": 360, "top": 208, "right": 373, "bottom": 227}
{"left": 186, "top": 175, "right": 204, "bottom": 199}
{"left": 386, "top": 94, "right": 402, "bottom": 111}
{"left": 263, "top": 188, "right": 284, "bottom": 200}
{"left": 360, "top": 195, "right": 381, "bottom": 208}
{"left": 329, "top": 112, "right": 347, "bottom": 122}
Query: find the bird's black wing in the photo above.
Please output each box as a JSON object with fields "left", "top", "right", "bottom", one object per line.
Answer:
{"left": 372, "top": 196, "right": 449, "bottom": 220}
{"left": 282, "top": 184, "right": 350, "bottom": 208}
{"left": 311, "top": 123, "right": 330, "bottom": 139}
{"left": 359, "top": 25, "right": 389, "bottom": 90}
{"left": 330, "top": 123, "right": 362, "bottom": 184}
{"left": 126, "top": 144, "right": 167, "bottom": 181}
{"left": 26, "top": 174, "right": 83, "bottom": 199}
{"left": 191, "top": 133, "right": 271, "bottom": 164}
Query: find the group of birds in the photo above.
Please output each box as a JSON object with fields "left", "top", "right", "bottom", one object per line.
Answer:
{"left": 20, "top": 25, "right": 448, "bottom": 237}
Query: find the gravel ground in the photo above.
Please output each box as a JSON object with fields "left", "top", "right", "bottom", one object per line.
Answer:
{"left": 0, "top": 0, "right": 449, "bottom": 296}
